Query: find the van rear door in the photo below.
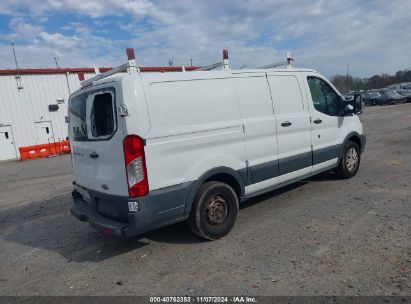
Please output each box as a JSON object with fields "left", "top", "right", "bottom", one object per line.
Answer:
{"left": 68, "top": 84, "right": 128, "bottom": 196}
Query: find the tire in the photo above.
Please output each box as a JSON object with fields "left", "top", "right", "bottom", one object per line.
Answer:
{"left": 335, "top": 141, "right": 361, "bottom": 179}
{"left": 188, "top": 181, "right": 239, "bottom": 240}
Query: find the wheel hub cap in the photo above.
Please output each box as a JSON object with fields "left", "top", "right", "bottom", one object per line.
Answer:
{"left": 205, "top": 194, "right": 228, "bottom": 225}
{"left": 346, "top": 147, "right": 359, "bottom": 172}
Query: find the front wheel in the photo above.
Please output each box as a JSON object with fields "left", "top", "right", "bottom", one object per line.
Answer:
{"left": 335, "top": 141, "right": 361, "bottom": 179}
{"left": 188, "top": 181, "right": 239, "bottom": 240}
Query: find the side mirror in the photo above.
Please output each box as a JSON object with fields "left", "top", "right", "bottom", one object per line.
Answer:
{"left": 344, "top": 94, "right": 363, "bottom": 115}
{"left": 352, "top": 93, "right": 363, "bottom": 114}
{"left": 344, "top": 104, "right": 354, "bottom": 115}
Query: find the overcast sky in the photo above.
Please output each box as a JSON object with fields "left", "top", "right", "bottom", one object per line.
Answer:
{"left": 0, "top": 0, "right": 410, "bottom": 77}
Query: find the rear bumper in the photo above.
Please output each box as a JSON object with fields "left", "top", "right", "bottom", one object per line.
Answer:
{"left": 71, "top": 197, "right": 132, "bottom": 236}
{"left": 70, "top": 182, "right": 193, "bottom": 237}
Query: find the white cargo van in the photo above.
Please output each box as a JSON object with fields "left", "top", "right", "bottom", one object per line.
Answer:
{"left": 69, "top": 49, "right": 365, "bottom": 240}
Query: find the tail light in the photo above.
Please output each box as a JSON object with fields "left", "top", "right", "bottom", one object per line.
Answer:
{"left": 123, "top": 135, "right": 148, "bottom": 197}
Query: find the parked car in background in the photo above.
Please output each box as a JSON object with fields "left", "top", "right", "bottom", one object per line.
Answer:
{"left": 361, "top": 91, "right": 382, "bottom": 106}
{"left": 377, "top": 91, "right": 407, "bottom": 105}
{"left": 386, "top": 82, "right": 411, "bottom": 90}
{"left": 397, "top": 89, "right": 411, "bottom": 102}
{"left": 377, "top": 88, "right": 389, "bottom": 95}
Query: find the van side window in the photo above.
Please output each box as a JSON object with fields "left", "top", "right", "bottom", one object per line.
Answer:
{"left": 91, "top": 92, "right": 115, "bottom": 137}
{"left": 322, "top": 82, "right": 341, "bottom": 115}
{"left": 307, "top": 77, "right": 341, "bottom": 116}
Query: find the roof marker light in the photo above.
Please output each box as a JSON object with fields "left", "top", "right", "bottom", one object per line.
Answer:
{"left": 126, "top": 48, "right": 135, "bottom": 60}
{"left": 223, "top": 49, "right": 229, "bottom": 60}
{"left": 125, "top": 48, "right": 138, "bottom": 74}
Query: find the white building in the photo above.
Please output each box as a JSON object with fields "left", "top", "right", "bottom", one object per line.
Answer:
{"left": 0, "top": 66, "right": 197, "bottom": 161}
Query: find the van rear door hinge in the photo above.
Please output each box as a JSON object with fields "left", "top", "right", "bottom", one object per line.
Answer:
{"left": 118, "top": 104, "right": 129, "bottom": 117}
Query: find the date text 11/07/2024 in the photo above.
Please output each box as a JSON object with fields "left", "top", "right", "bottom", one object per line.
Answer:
{"left": 149, "top": 296, "right": 257, "bottom": 303}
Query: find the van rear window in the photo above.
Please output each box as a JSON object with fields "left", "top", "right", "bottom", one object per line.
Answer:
{"left": 69, "top": 94, "right": 88, "bottom": 141}
{"left": 91, "top": 92, "right": 115, "bottom": 137}
{"left": 68, "top": 88, "right": 116, "bottom": 141}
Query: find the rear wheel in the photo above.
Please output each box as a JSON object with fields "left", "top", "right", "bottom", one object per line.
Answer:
{"left": 335, "top": 141, "right": 361, "bottom": 179}
{"left": 188, "top": 181, "right": 239, "bottom": 240}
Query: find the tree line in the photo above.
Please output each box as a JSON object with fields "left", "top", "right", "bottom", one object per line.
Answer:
{"left": 330, "top": 69, "right": 411, "bottom": 93}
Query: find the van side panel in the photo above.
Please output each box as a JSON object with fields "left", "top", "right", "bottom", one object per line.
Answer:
{"left": 144, "top": 78, "right": 247, "bottom": 194}
{"left": 232, "top": 75, "right": 279, "bottom": 194}
{"left": 266, "top": 74, "right": 313, "bottom": 183}
{"left": 122, "top": 75, "right": 151, "bottom": 139}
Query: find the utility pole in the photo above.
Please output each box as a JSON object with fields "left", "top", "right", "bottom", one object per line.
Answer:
{"left": 54, "top": 57, "right": 60, "bottom": 69}
{"left": 346, "top": 64, "right": 350, "bottom": 93}
{"left": 190, "top": 58, "right": 193, "bottom": 67}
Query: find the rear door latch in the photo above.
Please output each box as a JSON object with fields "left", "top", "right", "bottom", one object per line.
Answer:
{"left": 118, "top": 104, "right": 129, "bottom": 117}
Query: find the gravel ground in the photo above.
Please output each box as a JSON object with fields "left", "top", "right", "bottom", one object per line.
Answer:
{"left": 0, "top": 104, "right": 410, "bottom": 296}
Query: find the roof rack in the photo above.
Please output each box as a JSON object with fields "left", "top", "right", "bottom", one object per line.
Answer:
{"left": 194, "top": 50, "right": 294, "bottom": 70}
{"left": 80, "top": 48, "right": 139, "bottom": 88}
{"left": 257, "top": 52, "right": 294, "bottom": 69}
{"left": 79, "top": 48, "right": 295, "bottom": 87}
{"left": 194, "top": 49, "right": 231, "bottom": 71}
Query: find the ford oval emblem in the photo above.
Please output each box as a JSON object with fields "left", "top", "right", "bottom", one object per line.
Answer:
{"left": 102, "top": 184, "right": 109, "bottom": 190}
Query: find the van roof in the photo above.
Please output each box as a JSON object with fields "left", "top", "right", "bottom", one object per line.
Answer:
{"left": 232, "top": 68, "right": 317, "bottom": 73}
{"left": 138, "top": 67, "right": 316, "bottom": 77}
{"left": 136, "top": 67, "right": 318, "bottom": 82}
{"left": 72, "top": 67, "right": 318, "bottom": 94}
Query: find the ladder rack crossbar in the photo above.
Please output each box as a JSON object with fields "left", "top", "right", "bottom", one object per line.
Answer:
{"left": 195, "top": 61, "right": 224, "bottom": 71}
{"left": 257, "top": 60, "right": 289, "bottom": 69}
{"left": 80, "top": 61, "right": 137, "bottom": 88}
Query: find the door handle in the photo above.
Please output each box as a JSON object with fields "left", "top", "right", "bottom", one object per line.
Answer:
{"left": 89, "top": 152, "right": 99, "bottom": 159}
{"left": 313, "top": 119, "right": 322, "bottom": 124}
{"left": 281, "top": 121, "right": 292, "bottom": 127}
